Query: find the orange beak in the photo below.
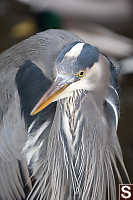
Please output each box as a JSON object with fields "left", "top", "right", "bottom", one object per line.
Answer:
{"left": 30, "top": 78, "right": 69, "bottom": 116}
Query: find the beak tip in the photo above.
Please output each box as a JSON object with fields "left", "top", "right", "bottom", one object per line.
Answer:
{"left": 30, "top": 111, "right": 34, "bottom": 116}
{"left": 29, "top": 82, "right": 68, "bottom": 116}
{"left": 30, "top": 108, "right": 37, "bottom": 116}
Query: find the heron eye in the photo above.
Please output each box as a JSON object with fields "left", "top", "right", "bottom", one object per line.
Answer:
{"left": 78, "top": 70, "right": 85, "bottom": 77}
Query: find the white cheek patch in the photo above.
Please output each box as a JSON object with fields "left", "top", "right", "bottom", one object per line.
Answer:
{"left": 65, "top": 43, "right": 85, "bottom": 58}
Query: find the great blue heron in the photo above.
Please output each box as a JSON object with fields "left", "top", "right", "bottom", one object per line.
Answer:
{"left": 0, "top": 29, "right": 129, "bottom": 200}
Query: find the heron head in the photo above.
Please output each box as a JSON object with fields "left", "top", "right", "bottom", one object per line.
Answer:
{"left": 31, "top": 42, "right": 109, "bottom": 115}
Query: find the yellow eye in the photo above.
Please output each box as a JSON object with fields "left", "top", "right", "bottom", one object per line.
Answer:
{"left": 78, "top": 70, "right": 85, "bottom": 77}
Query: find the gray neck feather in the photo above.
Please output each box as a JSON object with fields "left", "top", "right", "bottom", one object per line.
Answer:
{"left": 60, "top": 90, "right": 88, "bottom": 141}
{"left": 25, "top": 90, "right": 129, "bottom": 200}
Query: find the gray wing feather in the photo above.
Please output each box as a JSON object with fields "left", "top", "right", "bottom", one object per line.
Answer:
{"left": 0, "top": 29, "right": 83, "bottom": 119}
{"left": 0, "top": 29, "right": 83, "bottom": 199}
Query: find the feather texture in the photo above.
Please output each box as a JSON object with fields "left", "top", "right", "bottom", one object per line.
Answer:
{"left": 25, "top": 91, "right": 129, "bottom": 200}
{"left": 0, "top": 29, "right": 129, "bottom": 200}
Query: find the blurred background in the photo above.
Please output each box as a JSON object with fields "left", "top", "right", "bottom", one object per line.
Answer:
{"left": 0, "top": 0, "right": 133, "bottom": 182}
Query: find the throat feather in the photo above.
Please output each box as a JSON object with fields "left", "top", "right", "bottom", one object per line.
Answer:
{"left": 61, "top": 90, "right": 87, "bottom": 147}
